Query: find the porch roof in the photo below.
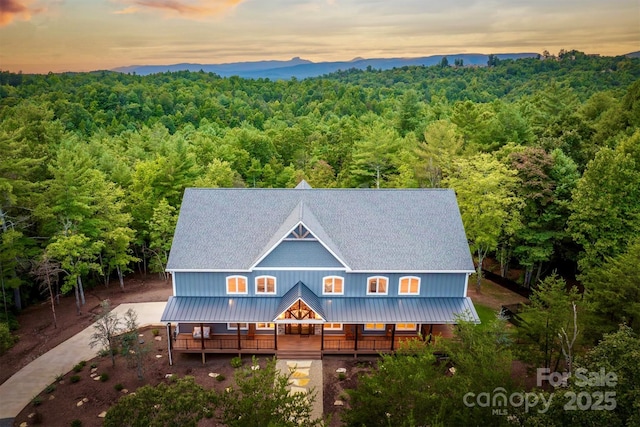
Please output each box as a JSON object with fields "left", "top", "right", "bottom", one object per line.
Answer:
{"left": 161, "top": 296, "right": 479, "bottom": 324}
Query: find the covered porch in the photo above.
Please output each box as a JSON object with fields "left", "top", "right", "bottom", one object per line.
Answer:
{"left": 160, "top": 282, "right": 477, "bottom": 363}
{"left": 167, "top": 323, "right": 454, "bottom": 360}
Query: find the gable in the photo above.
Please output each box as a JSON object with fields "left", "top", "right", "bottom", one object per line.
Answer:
{"left": 255, "top": 240, "right": 346, "bottom": 268}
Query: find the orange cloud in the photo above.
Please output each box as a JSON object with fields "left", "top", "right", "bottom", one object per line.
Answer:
{"left": 0, "top": 0, "right": 41, "bottom": 26}
{"left": 113, "top": 0, "right": 244, "bottom": 18}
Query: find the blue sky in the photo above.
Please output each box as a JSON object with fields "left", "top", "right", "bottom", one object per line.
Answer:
{"left": 1, "top": 0, "right": 639, "bottom": 73}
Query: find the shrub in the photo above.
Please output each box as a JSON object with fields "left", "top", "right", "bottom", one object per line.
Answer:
{"left": 32, "top": 396, "right": 42, "bottom": 406}
{"left": 70, "top": 375, "right": 80, "bottom": 383}
{"left": 338, "top": 372, "right": 347, "bottom": 381}
{"left": 151, "top": 328, "right": 160, "bottom": 336}
{"left": 55, "top": 373, "right": 64, "bottom": 382}
{"left": 90, "top": 363, "right": 97, "bottom": 369}
{"left": 0, "top": 322, "right": 16, "bottom": 355}
{"left": 100, "top": 373, "right": 109, "bottom": 382}
{"left": 216, "top": 374, "right": 226, "bottom": 381}
{"left": 114, "top": 383, "right": 124, "bottom": 391}
{"left": 72, "top": 364, "right": 83, "bottom": 373}
{"left": 230, "top": 356, "right": 243, "bottom": 368}
{"left": 70, "top": 419, "right": 82, "bottom": 427}
{"left": 45, "top": 384, "right": 56, "bottom": 394}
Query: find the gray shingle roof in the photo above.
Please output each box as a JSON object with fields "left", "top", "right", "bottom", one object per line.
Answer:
{"left": 166, "top": 187, "right": 474, "bottom": 272}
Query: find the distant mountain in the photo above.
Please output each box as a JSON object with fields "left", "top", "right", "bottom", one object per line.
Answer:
{"left": 627, "top": 51, "right": 640, "bottom": 58}
{"left": 112, "top": 53, "right": 539, "bottom": 79}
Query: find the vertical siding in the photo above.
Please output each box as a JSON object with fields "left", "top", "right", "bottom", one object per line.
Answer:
{"left": 175, "top": 271, "right": 468, "bottom": 298}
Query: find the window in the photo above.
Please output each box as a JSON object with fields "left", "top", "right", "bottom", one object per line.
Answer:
{"left": 323, "top": 276, "right": 344, "bottom": 295}
{"left": 256, "top": 323, "right": 275, "bottom": 330}
{"left": 226, "top": 276, "right": 248, "bottom": 294}
{"left": 399, "top": 276, "right": 420, "bottom": 295}
{"left": 367, "top": 276, "right": 388, "bottom": 295}
{"left": 364, "top": 323, "right": 385, "bottom": 331}
{"left": 228, "top": 323, "right": 248, "bottom": 330}
{"left": 323, "top": 323, "right": 342, "bottom": 330}
{"left": 255, "top": 276, "right": 276, "bottom": 294}
{"left": 396, "top": 323, "right": 417, "bottom": 331}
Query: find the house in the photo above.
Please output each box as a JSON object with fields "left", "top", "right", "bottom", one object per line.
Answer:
{"left": 160, "top": 181, "right": 479, "bottom": 361}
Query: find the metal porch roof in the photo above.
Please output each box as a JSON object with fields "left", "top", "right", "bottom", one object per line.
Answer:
{"left": 274, "top": 281, "right": 326, "bottom": 321}
{"left": 161, "top": 296, "right": 479, "bottom": 324}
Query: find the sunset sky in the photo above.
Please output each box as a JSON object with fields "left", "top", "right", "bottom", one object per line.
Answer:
{"left": 1, "top": 0, "right": 639, "bottom": 74}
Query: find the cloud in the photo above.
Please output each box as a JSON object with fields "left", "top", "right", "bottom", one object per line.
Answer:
{"left": 113, "top": 0, "right": 245, "bottom": 18}
{"left": 0, "top": 0, "right": 43, "bottom": 26}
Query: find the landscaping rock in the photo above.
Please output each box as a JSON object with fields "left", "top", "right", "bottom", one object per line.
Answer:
{"left": 155, "top": 336, "right": 162, "bottom": 341}
{"left": 93, "top": 376, "right": 101, "bottom": 381}
{"left": 155, "top": 354, "right": 163, "bottom": 358}
{"left": 98, "top": 411, "right": 107, "bottom": 418}
{"left": 77, "top": 400, "right": 84, "bottom": 407}
{"left": 91, "top": 367, "right": 98, "bottom": 373}
{"left": 83, "top": 398, "right": 89, "bottom": 403}
{"left": 19, "top": 422, "right": 27, "bottom": 427}
{"left": 28, "top": 412, "right": 36, "bottom": 418}
{"left": 336, "top": 368, "right": 347, "bottom": 374}
{"left": 121, "top": 389, "right": 129, "bottom": 394}
{"left": 208, "top": 373, "right": 219, "bottom": 378}
{"left": 251, "top": 365, "right": 260, "bottom": 371}
{"left": 165, "top": 374, "right": 174, "bottom": 379}
{"left": 334, "top": 400, "right": 344, "bottom": 406}
{"left": 49, "top": 395, "right": 55, "bottom": 400}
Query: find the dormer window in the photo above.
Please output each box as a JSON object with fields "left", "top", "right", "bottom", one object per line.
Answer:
{"left": 399, "top": 276, "right": 420, "bottom": 295}
{"left": 367, "top": 276, "right": 388, "bottom": 295}
{"left": 256, "top": 276, "right": 276, "bottom": 294}
{"left": 226, "top": 275, "right": 248, "bottom": 294}
{"left": 323, "top": 276, "right": 344, "bottom": 295}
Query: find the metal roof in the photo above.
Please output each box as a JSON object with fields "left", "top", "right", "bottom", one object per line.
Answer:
{"left": 161, "top": 296, "right": 280, "bottom": 323}
{"left": 274, "top": 281, "right": 326, "bottom": 321}
{"left": 161, "top": 295, "right": 479, "bottom": 324}
{"left": 167, "top": 187, "right": 474, "bottom": 272}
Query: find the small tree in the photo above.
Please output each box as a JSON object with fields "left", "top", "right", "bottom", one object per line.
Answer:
{"left": 218, "top": 356, "right": 324, "bottom": 427}
{"left": 30, "top": 254, "right": 63, "bottom": 329}
{"left": 516, "top": 274, "right": 584, "bottom": 370}
{"left": 119, "top": 308, "right": 149, "bottom": 379}
{"left": 104, "top": 376, "right": 212, "bottom": 427}
{"left": 89, "top": 300, "right": 122, "bottom": 367}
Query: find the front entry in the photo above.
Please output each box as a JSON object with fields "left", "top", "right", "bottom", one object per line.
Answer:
{"left": 283, "top": 300, "right": 316, "bottom": 335}
{"left": 285, "top": 323, "right": 314, "bottom": 335}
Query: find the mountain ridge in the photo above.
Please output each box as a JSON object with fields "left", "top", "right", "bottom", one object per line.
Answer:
{"left": 112, "top": 51, "right": 639, "bottom": 79}
{"left": 112, "top": 53, "right": 538, "bottom": 79}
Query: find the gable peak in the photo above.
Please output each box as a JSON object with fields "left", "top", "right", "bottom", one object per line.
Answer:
{"left": 295, "top": 180, "right": 313, "bottom": 189}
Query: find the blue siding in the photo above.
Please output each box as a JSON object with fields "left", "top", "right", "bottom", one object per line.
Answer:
{"left": 174, "top": 271, "right": 468, "bottom": 298}
{"left": 256, "top": 240, "right": 344, "bottom": 268}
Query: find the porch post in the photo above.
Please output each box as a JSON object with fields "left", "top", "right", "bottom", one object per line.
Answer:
{"left": 354, "top": 324, "right": 358, "bottom": 351}
{"left": 166, "top": 322, "right": 173, "bottom": 366}
{"left": 237, "top": 323, "right": 241, "bottom": 350}
{"left": 390, "top": 324, "right": 396, "bottom": 351}
{"left": 199, "top": 322, "right": 206, "bottom": 364}
{"left": 321, "top": 324, "right": 325, "bottom": 351}
{"left": 274, "top": 326, "right": 278, "bottom": 350}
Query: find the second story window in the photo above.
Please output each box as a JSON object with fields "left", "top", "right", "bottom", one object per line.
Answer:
{"left": 323, "top": 276, "right": 344, "bottom": 295}
{"left": 367, "top": 276, "right": 388, "bottom": 295}
{"left": 226, "top": 275, "right": 248, "bottom": 294}
{"left": 256, "top": 276, "right": 276, "bottom": 294}
{"left": 399, "top": 277, "right": 420, "bottom": 295}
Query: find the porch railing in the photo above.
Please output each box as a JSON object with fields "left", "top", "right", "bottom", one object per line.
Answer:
{"left": 173, "top": 337, "right": 275, "bottom": 351}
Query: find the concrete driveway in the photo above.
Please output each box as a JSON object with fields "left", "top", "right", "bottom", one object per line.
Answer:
{"left": 0, "top": 302, "right": 166, "bottom": 426}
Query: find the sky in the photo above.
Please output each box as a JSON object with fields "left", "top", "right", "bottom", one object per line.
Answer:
{"left": 1, "top": 0, "right": 639, "bottom": 74}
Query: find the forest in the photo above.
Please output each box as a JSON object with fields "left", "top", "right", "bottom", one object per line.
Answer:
{"left": 0, "top": 50, "right": 639, "bottom": 349}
